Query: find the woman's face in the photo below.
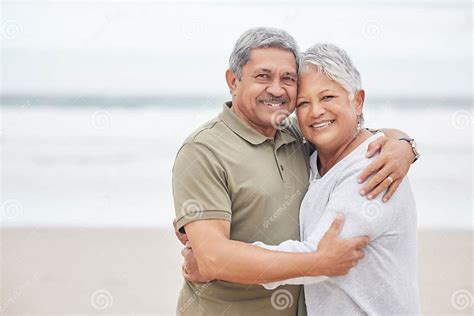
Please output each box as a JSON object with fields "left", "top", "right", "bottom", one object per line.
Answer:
{"left": 296, "top": 69, "right": 364, "bottom": 153}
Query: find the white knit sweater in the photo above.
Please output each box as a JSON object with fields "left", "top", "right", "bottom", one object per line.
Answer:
{"left": 254, "top": 133, "right": 421, "bottom": 315}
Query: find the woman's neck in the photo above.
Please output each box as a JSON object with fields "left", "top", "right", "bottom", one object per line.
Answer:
{"left": 317, "top": 129, "right": 373, "bottom": 176}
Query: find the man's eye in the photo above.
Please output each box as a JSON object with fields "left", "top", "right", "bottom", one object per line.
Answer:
{"left": 256, "top": 74, "right": 270, "bottom": 79}
{"left": 283, "top": 76, "right": 296, "bottom": 84}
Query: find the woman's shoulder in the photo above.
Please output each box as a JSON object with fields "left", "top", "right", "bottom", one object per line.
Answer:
{"left": 333, "top": 133, "right": 386, "bottom": 180}
{"left": 337, "top": 132, "right": 414, "bottom": 201}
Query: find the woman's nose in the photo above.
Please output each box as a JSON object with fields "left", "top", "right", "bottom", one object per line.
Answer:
{"left": 309, "top": 102, "right": 325, "bottom": 117}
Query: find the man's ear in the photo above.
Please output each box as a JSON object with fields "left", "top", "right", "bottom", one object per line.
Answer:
{"left": 354, "top": 89, "right": 365, "bottom": 115}
{"left": 225, "top": 69, "right": 238, "bottom": 96}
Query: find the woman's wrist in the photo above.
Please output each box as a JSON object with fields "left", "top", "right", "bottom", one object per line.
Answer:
{"left": 300, "top": 252, "right": 325, "bottom": 277}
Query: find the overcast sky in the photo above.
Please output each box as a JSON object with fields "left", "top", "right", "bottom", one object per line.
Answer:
{"left": 1, "top": 0, "right": 472, "bottom": 98}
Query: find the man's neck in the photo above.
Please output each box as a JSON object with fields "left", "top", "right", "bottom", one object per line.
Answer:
{"left": 231, "top": 104, "right": 276, "bottom": 139}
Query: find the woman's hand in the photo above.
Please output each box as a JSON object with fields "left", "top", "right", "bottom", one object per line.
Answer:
{"left": 173, "top": 219, "right": 213, "bottom": 283}
{"left": 181, "top": 242, "right": 214, "bottom": 283}
{"left": 358, "top": 135, "right": 414, "bottom": 202}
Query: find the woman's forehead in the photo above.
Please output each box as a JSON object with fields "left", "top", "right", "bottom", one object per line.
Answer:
{"left": 299, "top": 71, "right": 343, "bottom": 90}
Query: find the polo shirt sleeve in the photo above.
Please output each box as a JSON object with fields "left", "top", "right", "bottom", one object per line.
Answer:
{"left": 172, "top": 142, "right": 232, "bottom": 233}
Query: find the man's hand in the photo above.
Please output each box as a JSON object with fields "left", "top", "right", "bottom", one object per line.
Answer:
{"left": 181, "top": 242, "right": 214, "bottom": 283}
{"left": 314, "top": 214, "right": 369, "bottom": 276}
{"left": 173, "top": 218, "right": 188, "bottom": 245}
{"left": 358, "top": 135, "right": 414, "bottom": 202}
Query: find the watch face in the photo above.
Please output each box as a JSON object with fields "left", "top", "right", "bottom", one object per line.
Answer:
{"left": 412, "top": 140, "right": 420, "bottom": 156}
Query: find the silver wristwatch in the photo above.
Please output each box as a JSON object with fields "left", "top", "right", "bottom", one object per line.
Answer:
{"left": 399, "top": 137, "right": 420, "bottom": 163}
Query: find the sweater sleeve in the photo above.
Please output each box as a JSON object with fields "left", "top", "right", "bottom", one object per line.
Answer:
{"left": 253, "top": 160, "right": 410, "bottom": 289}
{"left": 253, "top": 239, "right": 328, "bottom": 289}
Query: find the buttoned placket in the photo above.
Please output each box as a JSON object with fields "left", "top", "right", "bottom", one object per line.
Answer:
{"left": 268, "top": 139, "right": 285, "bottom": 181}
{"left": 271, "top": 132, "right": 293, "bottom": 182}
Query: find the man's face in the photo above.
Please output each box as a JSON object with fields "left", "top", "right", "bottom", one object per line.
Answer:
{"left": 227, "top": 47, "right": 298, "bottom": 137}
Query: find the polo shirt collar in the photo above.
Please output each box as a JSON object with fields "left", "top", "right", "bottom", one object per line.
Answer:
{"left": 219, "top": 101, "right": 297, "bottom": 146}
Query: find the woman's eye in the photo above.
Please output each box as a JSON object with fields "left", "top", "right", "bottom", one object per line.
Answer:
{"left": 321, "top": 96, "right": 335, "bottom": 101}
{"left": 297, "top": 101, "right": 308, "bottom": 108}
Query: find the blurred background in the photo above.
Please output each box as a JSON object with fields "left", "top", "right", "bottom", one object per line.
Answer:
{"left": 1, "top": 0, "right": 472, "bottom": 315}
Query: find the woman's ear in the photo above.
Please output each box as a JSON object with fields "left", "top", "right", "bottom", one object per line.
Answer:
{"left": 225, "top": 69, "right": 238, "bottom": 96}
{"left": 354, "top": 90, "right": 365, "bottom": 115}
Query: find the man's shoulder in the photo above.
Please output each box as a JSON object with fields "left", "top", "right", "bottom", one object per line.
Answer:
{"left": 182, "top": 115, "right": 228, "bottom": 145}
{"left": 175, "top": 113, "right": 237, "bottom": 163}
{"left": 173, "top": 116, "right": 226, "bottom": 172}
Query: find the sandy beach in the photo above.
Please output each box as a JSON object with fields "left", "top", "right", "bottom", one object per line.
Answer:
{"left": 1, "top": 227, "right": 472, "bottom": 315}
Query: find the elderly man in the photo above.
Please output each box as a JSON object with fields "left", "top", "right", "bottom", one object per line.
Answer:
{"left": 172, "top": 27, "right": 417, "bottom": 315}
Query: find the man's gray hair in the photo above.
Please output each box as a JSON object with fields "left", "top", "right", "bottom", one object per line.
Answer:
{"left": 300, "top": 43, "right": 362, "bottom": 98}
{"left": 229, "top": 27, "right": 300, "bottom": 80}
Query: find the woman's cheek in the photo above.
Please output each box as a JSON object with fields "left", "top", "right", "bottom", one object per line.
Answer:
{"left": 296, "top": 107, "right": 305, "bottom": 123}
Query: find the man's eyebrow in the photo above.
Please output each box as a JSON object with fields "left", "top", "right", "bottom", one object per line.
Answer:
{"left": 253, "top": 68, "right": 272, "bottom": 73}
{"left": 284, "top": 71, "right": 297, "bottom": 76}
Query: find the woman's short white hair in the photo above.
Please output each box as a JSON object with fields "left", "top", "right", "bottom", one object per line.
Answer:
{"left": 300, "top": 43, "right": 362, "bottom": 99}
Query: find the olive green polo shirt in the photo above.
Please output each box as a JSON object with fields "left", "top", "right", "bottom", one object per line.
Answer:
{"left": 172, "top": 102, "right": 310, "bottom": 316}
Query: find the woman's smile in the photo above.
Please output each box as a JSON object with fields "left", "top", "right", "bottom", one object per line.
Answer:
{"left": 308, "top": 119, "right": 335, "bottom": 130}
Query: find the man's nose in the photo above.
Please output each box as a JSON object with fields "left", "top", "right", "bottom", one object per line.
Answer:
{"left": 266, "top": 79, "right": 285, "bottom": 97}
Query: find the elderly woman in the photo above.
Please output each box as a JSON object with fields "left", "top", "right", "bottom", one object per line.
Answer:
{"left": 253, "top": 43, "right": 421, "bottom": 315}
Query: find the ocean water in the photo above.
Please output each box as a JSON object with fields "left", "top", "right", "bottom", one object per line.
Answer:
{"left": 1, "top": 99, "right": 472, "bottom": 230}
